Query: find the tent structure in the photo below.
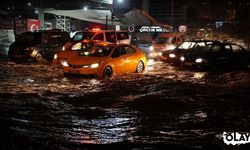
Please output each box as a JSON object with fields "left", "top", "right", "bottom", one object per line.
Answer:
{"left": 45, "top": 9, "right": 123, "bottom": 26}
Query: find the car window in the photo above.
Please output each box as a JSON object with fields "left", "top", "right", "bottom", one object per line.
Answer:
{"left": 72, "top": 32, "right": 95, "bottom": 41}
{"left": 79, "top": 46, "right": 113, "bottom": 57}
{"left": 72, "top": 32, "right": 83, "bottom": 41}
{"left": 124, "top": 46, "right": 136, "bottom": 54}
{"left": 196, "top": 42, "right": 206, "bottom": 47}
{"left": 105, "top": 32, "right": 116, "bottom": 43}
{"left": 155, "top": 37, "right": 170, "bottom": 44}
{"left": 92, "top": 33, "right": 104, "bottom": 41}
{"left": 111, "top": 46, "right": 126, "bottom": 58}
{"left": 231, "top": 45, "right": 244, "bottom": 53}
{"left": 178, "top": 42, "right": 195, "bottom": 49}
{"left": 42, "top": 32, "right": 69, "bottom": 45}
{"left": 201, "top": 44, "right": 212, "bottom": 52}
{"left": 117, "top": 32, "right": 129, "bottom": 40}
{"left": 211, "top": 45, "right": 221, "bottom": 52}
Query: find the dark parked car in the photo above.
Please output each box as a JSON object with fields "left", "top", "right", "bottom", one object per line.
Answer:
{"left": 180, "top": 42, "right": 250, "bottom": 69}
{"left": 8, "top": 30, "right": 70, "bottom": 63}
{"left": 160, "top": 40, "right": 215, "bottom": 66}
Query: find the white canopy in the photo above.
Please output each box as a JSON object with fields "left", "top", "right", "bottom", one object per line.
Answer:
{"left": 124, "top": 8, "right": 173, "bottom": 31}
{"left": 45, "top": 8, "right": 172, "bottom": 31}
{"left": 45, "top": 9, "right": 123, "bottom": 26}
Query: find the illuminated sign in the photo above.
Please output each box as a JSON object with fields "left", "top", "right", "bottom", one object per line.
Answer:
{"left": 128, "top": 26, "right": 170, "bottom": 33}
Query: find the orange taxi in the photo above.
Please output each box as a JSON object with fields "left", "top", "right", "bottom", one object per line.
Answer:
{"left": 62, "top": 43, "right": 147, "bottom": 78}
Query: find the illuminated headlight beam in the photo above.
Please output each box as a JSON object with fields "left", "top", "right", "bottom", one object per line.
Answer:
{"left": 62, "top": 61, "right": 69, "bottom": 67}
{"left": 195, "top": 58, "right": 203, "bottom": 63}
{"left": 169, "top": 54, "right": 176, "bottom": 58}
{"left": 90, "top": 63, "right": 99, "bottom": 68}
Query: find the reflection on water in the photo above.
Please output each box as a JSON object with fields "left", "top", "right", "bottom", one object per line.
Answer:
{"left": 1, "top": 61, "right": 250, "bottom": 148}
{"left": 193, "top": 72, "right": 206, "bottom": 79}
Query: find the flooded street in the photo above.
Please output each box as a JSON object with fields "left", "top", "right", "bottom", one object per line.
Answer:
{"left": 1, "top": 58, "right": 250, "bottom": 149}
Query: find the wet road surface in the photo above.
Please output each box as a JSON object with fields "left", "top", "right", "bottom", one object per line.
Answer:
{"left": 1, "top": 58, "right": 250, "bottom": 149}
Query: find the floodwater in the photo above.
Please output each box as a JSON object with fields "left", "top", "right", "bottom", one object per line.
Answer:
{"left": 1, "top": 54, "right": 250, "bottom": 149}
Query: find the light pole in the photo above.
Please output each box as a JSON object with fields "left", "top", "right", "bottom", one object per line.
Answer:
{"left": 12, "top": 0, "right": 16, "bottom": 38}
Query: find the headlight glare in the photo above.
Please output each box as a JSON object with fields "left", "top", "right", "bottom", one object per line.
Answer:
{"left": 62, "top": 61, "right": 69, "bottom": 67}
{"left": 180, "top": 56, "right": 185, "bottom": 61}
{"left": 149, "top": 46, "right": 154, "bottom": 51}
{"left": 169, "top": 54, "right": 176, "bottom": 58}
{"left": 195, "top": 58, "right": 203, "bottom": 63}
{"left": 90, "top": 63, "right": 99, "bottom": 68}
{"left": 54, "top": 54, "right": 57, "bottom": 59}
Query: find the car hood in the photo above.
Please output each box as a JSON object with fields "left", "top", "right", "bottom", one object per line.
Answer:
{"left": 67, "top": 55, "right": 106, "bottom": 65}
{"left": 57, "top": 51, "right": 78, "bottom": 59}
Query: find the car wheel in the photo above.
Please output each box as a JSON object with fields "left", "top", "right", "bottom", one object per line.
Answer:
{"left": 103, "top": 67, "right": 113, "bottom": 78}
{"left": 35, "top": 52, "right": 44, "bottom": 63}
{"left": 136, "top": 61, "right": 144, "bottom": 73}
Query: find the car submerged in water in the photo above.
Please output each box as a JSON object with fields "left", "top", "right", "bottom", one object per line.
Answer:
{"left": 62, "top": 43, "right": 147, "bottom": 78}
{"left": 8, "top": 30, "right": 70, "bottom": 63}
{"left": 160, "top": 40, "right": 215, "bottom": 66}
{"left": 180, "top": 42, "right": 250, "bottom": 69}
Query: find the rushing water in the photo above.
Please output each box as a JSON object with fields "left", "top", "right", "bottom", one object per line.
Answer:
{"left": 1, "top": 61, "right": 250, "bottom": 149}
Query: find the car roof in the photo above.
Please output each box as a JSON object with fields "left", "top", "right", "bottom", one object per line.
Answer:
{"left": 184, "top": 40, "right": 220, "bottom": 43}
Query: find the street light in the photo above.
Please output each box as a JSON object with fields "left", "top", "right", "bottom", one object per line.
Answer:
{"left": 83, "top": 6, "right": 88, "bottom": 11}
{"left": 27, "top": 2, "right": 32, "bottom": 6}
{"left": 117, "top": 0, "right": 123, "bottom": 4}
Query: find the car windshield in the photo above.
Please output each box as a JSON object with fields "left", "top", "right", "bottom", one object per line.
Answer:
{"left": 72, "top": 32, "right": 95, "bottom": 41}
{"left": 155, "top": 37, "right": 173, "bottom": 44}
{"left": 78, "top": 46, "right": 114, "bottom": 57}
{"left": 177, "top": 42, "right": 197, "bottom": 49}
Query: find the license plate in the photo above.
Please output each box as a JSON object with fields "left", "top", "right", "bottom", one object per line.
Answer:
{"left": 69, "top": 70, "right": 80, "bottom": 74}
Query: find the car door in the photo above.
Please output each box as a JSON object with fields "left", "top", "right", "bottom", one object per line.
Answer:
{"left": 231, "top": 44, "right": 249, "bottom": 66}
{"left": 213, "top": 44, "right": 232, "bottom": 66}
{"left": 123, "top": 46, "right": 138, "bottom": 72}
{"left": 110, "top": 46, "right": 126, "bottom": 74}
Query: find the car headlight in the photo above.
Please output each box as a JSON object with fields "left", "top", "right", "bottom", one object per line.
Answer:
{"left": 169, "top": 54, "right": 176, "bottom": 58}
{"left": 149, "top": 46, "right": 154, "bottom": 51}
{"left": 54, "top": 54, "right": 57, "bottom": 59}
{"left": 62, "top": 46, "right": 65, "bottom": 51}
{"left": 62, "top": 61, "right": 69, "bottom": 67}
{"left": 195, "top": 58, "right": 203, "bottom": 63}
{"left": 180, "top": 56, "right": 185, "bottom": 61}
{"left": 90, "top": 63, "right": 99, "bottom": 68}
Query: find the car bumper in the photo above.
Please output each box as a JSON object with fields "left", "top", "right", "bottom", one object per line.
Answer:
{"left": 63, "top": 66, "right": 100, "bottom": 76}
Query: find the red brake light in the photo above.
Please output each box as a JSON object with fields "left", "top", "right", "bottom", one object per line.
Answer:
{"left": 92, "top": 28, "right": 101, "bottom": 32}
